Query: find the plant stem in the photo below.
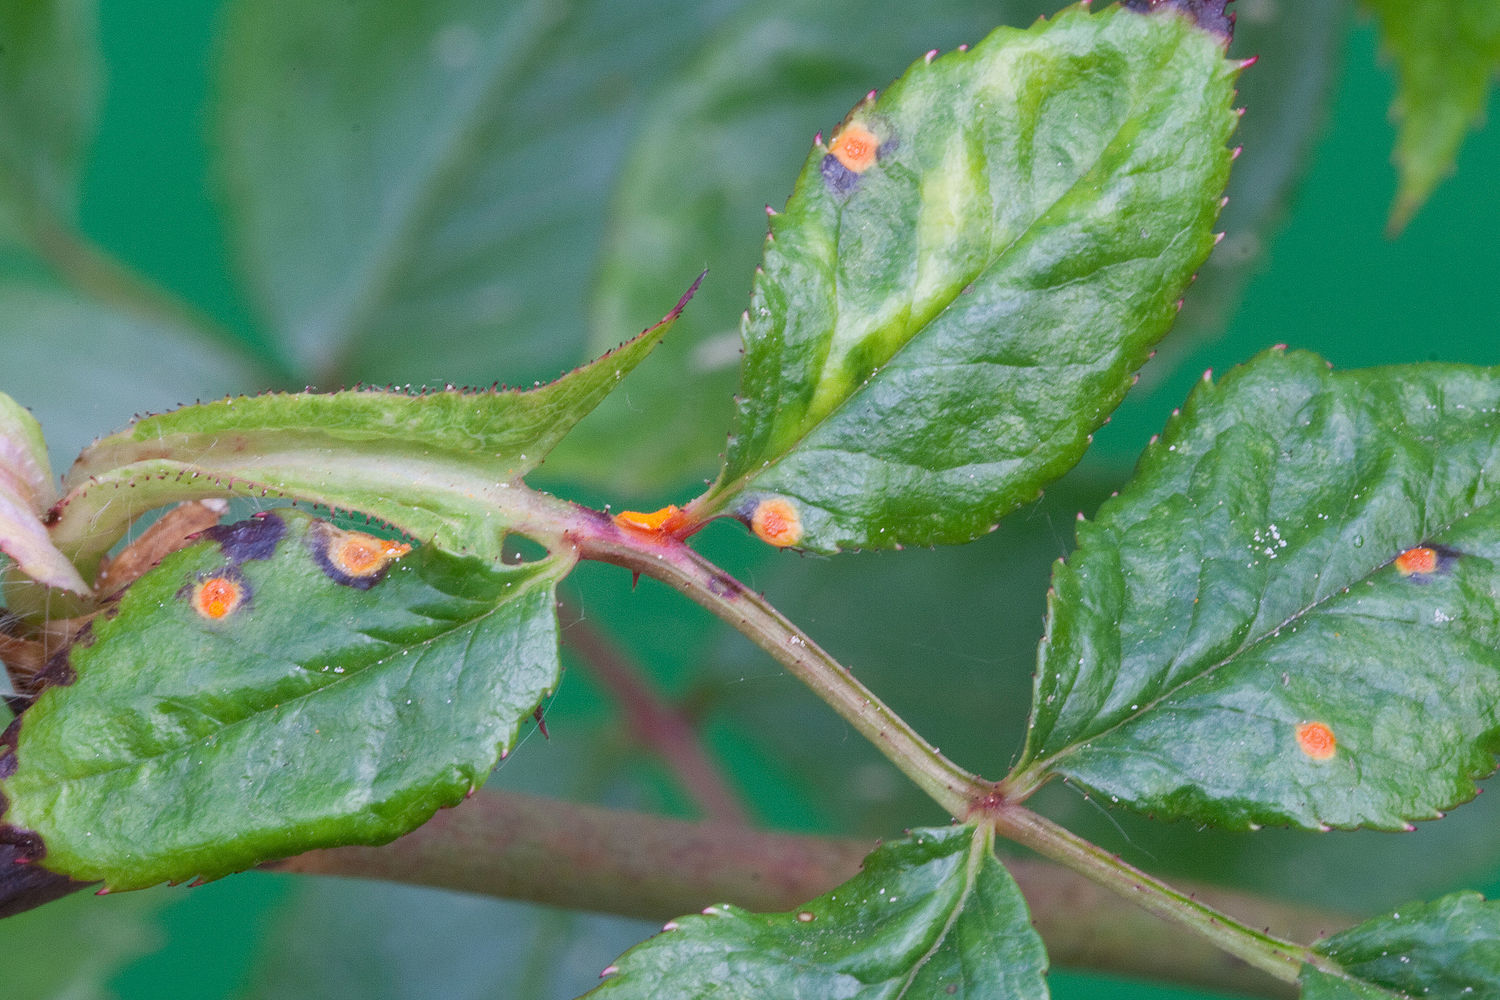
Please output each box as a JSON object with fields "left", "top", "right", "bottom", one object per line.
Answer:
{"left": 270, "top": 789, "right": 1347, "bottom": 998}
{"left": 566, "top": 508, "right": 987, "bottom": 818}
{"left": 989, "top": 804, "right": 1338, "bottom": 985}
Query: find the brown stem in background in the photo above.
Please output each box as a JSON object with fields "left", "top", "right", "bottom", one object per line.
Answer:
{"left": 272, "top": 790, "right": 1347, "bottom": 998}
{"left": 558, "top": 605, "right": 749, "bottom": 827}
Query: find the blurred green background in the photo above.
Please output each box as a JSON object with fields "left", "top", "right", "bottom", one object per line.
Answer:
{"left": 1, "top": 0, "right": 1497, "bottom": 997}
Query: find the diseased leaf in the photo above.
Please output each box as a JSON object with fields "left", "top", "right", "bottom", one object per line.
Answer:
{"left": 681, "top": 2, "right": 1240, "bottom": 553}
{"left": 1009, "top": 350, "right": 1500, "bottom": 831}
{"left": 215, "top": 0, "right": 729, "bottom": 385}
{"left": 583, "top": 825, "right": 1048, "bottom": 1000}
{"left": 0, "top": 391, "right": 85, "bottom": 592}
{"left": 0, "top": 0, "right": 99, "bottom": 243}
{"left": 1303, "top": 891, "right": 1500, "bottom": 999}
{"left": 1364, "top": 0, "right": 1500, "bottom": 231}
{"left": 0, "top": 510, "right": 568, "bottom": 889}
{"left": 49, "top": 286, "right": 693, "bottom": 575}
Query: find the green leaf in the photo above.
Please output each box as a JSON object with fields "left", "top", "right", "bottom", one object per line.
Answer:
{"left": 1009, "top": 349, "right": 1500, "bottom": 831}
{"left": 1303, "top": 891, "right": 1500, "bottom": 998}
{"left": 214, "top": 0, "right": 725, "bottom": 385}
{"left": 682, "top": 2, "right": 1240, "bottom": 553}
{"left": 0, "top": 510, "right": 568, "bottom": 889}
{"left": 49, "top": 286, "right": 691, "bottom": 574}
{"left": 583, "top": 825, "right": 1048, "bottom": 1000}
{"left": 1364, "top": 0, "right": 1500, "bottom": 232}
{"left": 0, "top": 0, "right": 100, "bottom": 243}
{"left": 0, "top": 391, "right": 86, "bottom": 592}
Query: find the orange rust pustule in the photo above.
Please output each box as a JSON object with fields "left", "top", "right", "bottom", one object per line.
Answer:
{"left": 829, "top": 122, "right": 879, "bottom": 173}
{"left": 309, "top": 522, "right": 411, "bottom": 589}
{"left": 1295, "top": 721, "right": 1337, "bottom": 760}
{"left": 750, "top": 497, "right": 803, "bottom": 548}
{"left": 1394, "top": 546, "right": 1439, "bottom": 576}
{"left": 613, "top": 505, "right": 684, "bottom": 534}
{"left": 193, "top": 576, "right": 246, "bottom": 620}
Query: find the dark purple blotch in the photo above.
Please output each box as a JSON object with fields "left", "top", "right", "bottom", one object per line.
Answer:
{"left": 821, "top": 154, "right": 861, "bottom": 196}
{"left": 305, "top": 522, "right": 391, "bottom": 591}
{"left": 1123, "top": 0, "right": 1234, "bottom": 39}
{"left": 204, "top": 511, "right": 286, "bottom": 564}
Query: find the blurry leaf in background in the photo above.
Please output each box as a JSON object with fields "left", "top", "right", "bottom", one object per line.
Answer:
{"left": 1363, "top": 0, "right": 1500, "bottom": 232}
{"left": 0, "top": 888, "right": 164, "bottom": 1000}
{"left": 235, "top": 880, "right": 655, "bottom": 1000}
{"left": 0, "top": 253, "right": 268, "bottom": 466}
{"left": 213, "top": 0, "right": 737, "bottom": 388}
{"left": 0, "top": 0, "right": 99, "bottom": 244}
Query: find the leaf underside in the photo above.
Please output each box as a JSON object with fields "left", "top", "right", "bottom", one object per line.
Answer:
{"left": 0, "top": 391, "right": 86, "bottom": 592}
{"left": 583, "top": 825, "right": 1048, "bottom": 1000}
{"left": 1013, "top": 350, "right": 1500, "bottom": 831}
{"left": 691, "top": 1, "right": 1240, "bottom": 553}
{"left": 1302, "top": 890, "right": 1500, "bottom": 999}
{"left": 50, "top": 283, "right": 692, "bottom": 571}
{"left": 0, "top": 510, "right": 567, "bottom": 889}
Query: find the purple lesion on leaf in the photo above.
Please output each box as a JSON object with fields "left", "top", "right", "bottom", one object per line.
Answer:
{"left": 202, "top": 510, "right": 287, "bottom": 564}
{"left": 1122, "top": 0, "right": 1235, "bottom": 40}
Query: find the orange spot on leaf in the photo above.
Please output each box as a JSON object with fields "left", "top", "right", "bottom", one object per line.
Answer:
{"left": 330, "top": 533, "right": 411, "bottom": 578}
{"left": 1395, "top": 546, "right": 1439, "bottom": 576}
{"left": 751, "top": 497, "right": 803, "bottom": 548}
{"left": 829, "top": 123, "right": 879, "bottom": 173}
{"left": 1296, "top": 721, "right": 1337, "bottom": 760}
{"left": 193, "top": 577, "right": 245, "bottom": 619}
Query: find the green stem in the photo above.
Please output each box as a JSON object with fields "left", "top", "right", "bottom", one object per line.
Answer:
{"left": 567, "top": 508, "right": 987, "bottom": 818}
{"left": 989, "top": 804, "right": 1335, "bottom": 985}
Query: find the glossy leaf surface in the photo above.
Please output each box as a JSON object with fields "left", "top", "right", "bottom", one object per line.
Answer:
{"left": 0, "top": 511, "right": 567, "bottom": 888}
{"left": 584, "top": 825, "right": 1048, "bottom": 1000}
{"left": 687, "top": 2, "right": 1240, "bottom": 553}
{"left": 1302, "top": 891, "right": 1500, "bottom": 999}
{"left": 1365, "top": 0, "right": 1500, "bottom": 231}
{"left": 0, "top": 391, "right": 85, "bottom": 592}
{"left": 51, "top": 287, "right": 690, "bottom": 572}
{"left": 1012, "top": 350, "right": 1500, "bottom": 830}
{"left": 0, "top": 0, "right": 98, "bottom": 243}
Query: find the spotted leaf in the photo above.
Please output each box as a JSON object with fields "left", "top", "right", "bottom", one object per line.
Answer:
{"left": 682, "top": 1, "right": 1241, "bottom": 553}
{"left": 0, "top": 510, "right": 569, "bottom": 889}
{"left": 584, "top": 825, "right": 1049, "bottom": 1000}
{"left": 1008, "top": 350, "right": 1500, "bottom": 831}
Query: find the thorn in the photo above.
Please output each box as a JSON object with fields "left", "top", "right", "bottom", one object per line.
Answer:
{"left": 924, "top": 48, "right": 938, "bottom": 63}
{"left": 533, "top": 705, "right": 550, "bottom": 739}
{"left": 1231, "top": 145, "right": 1243, "bottom": 160}
{"left": 1240, "top": 55, "right": 1259, "bottom": 69}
